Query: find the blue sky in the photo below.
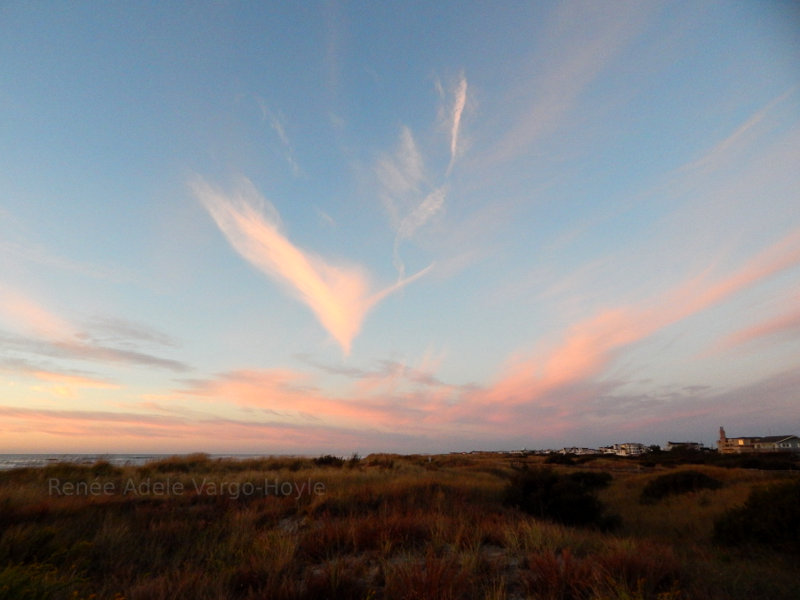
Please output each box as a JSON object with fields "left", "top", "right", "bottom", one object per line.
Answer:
{"left": 1, "top": 1, "right": 799, "bottom": 454}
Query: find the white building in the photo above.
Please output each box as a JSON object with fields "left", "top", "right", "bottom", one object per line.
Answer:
{"left": 599, "top": 443, "right": 647, "bottom": 456}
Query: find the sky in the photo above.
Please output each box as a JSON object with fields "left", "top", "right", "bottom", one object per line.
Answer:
{"left": 1, "top": 1, "right": 799, "bottom": 454}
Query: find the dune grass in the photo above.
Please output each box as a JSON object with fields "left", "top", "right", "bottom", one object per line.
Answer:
{"left": 0, "top": 452, "right": 798, "bottom": 599}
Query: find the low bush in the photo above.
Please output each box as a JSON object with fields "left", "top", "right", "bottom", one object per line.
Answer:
{"left": 640, "top": 470, "right": 722, "bottom": 504}
{"left": 714, "top": 479, "right": 800, "bottom": 554}
{"left": 544, "top": 453, "right": 576, "bottom": 465}
{"left": 313, "top": 455, "right": 344, "bottom": 468}
{"left": 637, "top": 450, "right": 799, "bottom": 470}
{"left": 90, "top": 460, "right": 122, "bottom": 477}
{"left": 567, "top": 470, "right": 612, "bottom": 490}
{"left": 150, "top": 453, "right": 211, "bottom": 473}
{"left": 364, "top": 454, "right": 396, "bottom": 469}
{"left": 0, "top": 564, "right": 77, "bottom": 600}
{"left": 504, "top": 467, "right": 619, "bottom": 529}
{"left": 346, "top": 452, "right": 361, "bottom": 469}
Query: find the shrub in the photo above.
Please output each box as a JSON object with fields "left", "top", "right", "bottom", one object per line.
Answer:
{"left": 150, "top": 453, "right": 210, "bottom": 473}
{"left": 567, "top": 470, "right": 612, "bottom": 490}
{"left": 544, "top": 453, "right": 576, "bottom": 465}
{"left": 383, "top": 551, "right": 470, "bottom": 600}
{"left": 522, "top": 548, "right": 595, "bottom": 599}
{"left": 364, "top": 454, "right": 396, "bottom": 469}
{"left": 640, "top": 470, "right": 722, "bottom": 504}
{"left": 312, "top": 454, "right": 344, "bottom": 468}
{"left": 0, "top": 564, "right": 77, "bottom": 600}
{"left": 504, "top": 467, "right": 619, "bottom": 529}
{"left": 91, "top": 460, "right": 122, "bottom": 477}
{"left": 714, "top": 479, "right": 800, "bottom": 554}
{"left": 638, "top": 450, "right": 799, "bottom": 470}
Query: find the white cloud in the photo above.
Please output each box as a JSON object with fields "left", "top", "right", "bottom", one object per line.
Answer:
{"left": 447, "top": 73, "right": 468, "bottom": 174}
{"left": 192, "top": 176, "right": 430, "bottom": 354}
{"left": 257, "top": 98, "right": 302, "bottom": 176}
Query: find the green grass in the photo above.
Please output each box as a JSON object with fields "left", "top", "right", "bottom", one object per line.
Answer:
{"left": 0, "top": 453, "right": 798, "bottom": 599}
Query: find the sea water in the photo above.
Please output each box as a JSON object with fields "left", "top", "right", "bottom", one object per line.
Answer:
{"left": 0, "top": 453, "right": 279, "bottom": 471}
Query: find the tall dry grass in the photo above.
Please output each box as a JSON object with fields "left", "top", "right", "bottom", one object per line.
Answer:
{"left": 0, "top": 452, "right": 798, "bottom": 599}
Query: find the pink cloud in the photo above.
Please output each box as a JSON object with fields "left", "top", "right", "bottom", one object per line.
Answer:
{"left": 662, "top": 228, "right": 800, "bottom": 321}
{"left": 487, "top": 2, "right": 652, "bottom": 164}
{"left": 0, "top": 403, "right": 428, "bottom": 454}
{"left": 0, "top": 288, "right": 188, "bottom": 371}
{"left": 192, "top": 176, "right": 430, "bottom": 354}
{"left": 0, "top": 289, "right": 75, "bottom": 341}
{"left": 178, "top": 223, "right": 800, "bottom": 441}
{"left": 4, "top": 226, "right": 798, "bottom": 452}
{"left": 715, "top": 303, "right": 800, "bottom": 351}
{"left": 28, "top": 371, "right": 119, "bottom": 397}
{"left": 180, "top": 368, "right": 425, "bottom": 430}
{"left": 450, "top": 228, "right": 800, "bottom": 433}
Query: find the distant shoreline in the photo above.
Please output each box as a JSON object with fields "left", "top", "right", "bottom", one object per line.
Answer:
{"left": 0, "top": 453, "right": 311, "bottom": 471}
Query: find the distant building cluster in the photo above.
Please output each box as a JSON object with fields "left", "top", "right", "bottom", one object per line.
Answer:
{"left": 717, "top": 427, "right": 800, "bottom": 454}
{"left": 664, "top": 441, "right": 704, "bottom": 452}
{"left": 558, "top": 447, "right": 598, "bottom": 456}
{"left": 598, "top": 443, "right": 648, "bottom": 456}
{"left": 460, "top": 427, "right": 800, "bottom": 456}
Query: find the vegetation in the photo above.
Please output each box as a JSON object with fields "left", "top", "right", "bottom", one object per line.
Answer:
{"left": 714, "top": 479, "right": 800, "bottom": 554}
{"left": 640, "top": 449, "right": 799, "bottom": 470}
{"left": 0, "top": 453, "right": 798, "bottom": 599}
{"left": 639, "top": 470, "right": 722, "bottom": 504}
{"left": 504, "top": 467, "right": 618, "bottom": 529}
{"left": 311, "top": 454, "right": 345, "bottom": 468}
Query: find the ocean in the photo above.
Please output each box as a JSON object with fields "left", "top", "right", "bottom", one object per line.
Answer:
{"left": 0, "top": 453, "right": 279, "bottom": 471}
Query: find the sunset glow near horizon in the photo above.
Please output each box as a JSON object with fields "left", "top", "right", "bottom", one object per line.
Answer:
{"left": 1, "top": 2, "right": 799, "bottom": 454}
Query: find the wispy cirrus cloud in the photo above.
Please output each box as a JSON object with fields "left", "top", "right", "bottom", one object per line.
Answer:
{"left": 192, "top": 176, "right": 430, "bottom": 354}
{"left": 0, "top": 289, "right": 74, "bottom": 341}
{"left": 714, "top": 303, "right": 800, "bottom": 352}
{"left": 203, "top": 230, "right": 798, "bottom": 443}
{"left": 378, "top": 74, "right": 470, "bottom": 279}
{"left": 82, "top": 315, "right": 179, "bottom": 349}
{"left": 376, "top": 126, "right": 426, "bottom": 226}
{"left": 0, "top": 354, "right": 118, "bottom": 398}
{"left": 392, "top": 187, "right": 446, "bottom": 279}
{"left": 257, "top": 98, "right": 302, "bottom": 176}
{"left": 179, "top": 368, "right": 428, "bottom": 429}
{"left": 487, "top": 1, "right": 651, "bottom": 164}
{"left": 446, "top": 72, "right": 468, "bottom": 175}
{"left": 0, "top": 239, "right": 127, "bottom": 282}
{"left": 4, "top": 365, "right": 798, "bottom": 453}
{"left": 297, "top": 353, "right": 475, "bottom": 398}
{"left": 29, "top": 371, "right": 117, "bottom": 389}
{"left": 684, "top": 87, "right": 797, "bottom": 173}
{"left": 444, "top": 227, "right": 800, "bottom": 432}
{"left": 377, "top": 130, "right": 445, "bottom": 279}
{"left": 27, "top": 370, "right": 119, "bottom": 398}
{"left": 0, "top": 288, "right": 188, "bottom": 372}
{"left": 0, "top": 402, "right": 430, "bottom": 453}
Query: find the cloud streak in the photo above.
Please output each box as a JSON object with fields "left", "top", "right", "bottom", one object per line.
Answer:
{"left": 377, "top": 126, "right": 452, "bottom": 280}
{"left": 257, "top": 99, "right": 302, "bottom": 176}
{"left": 447, "top": 73, "right": 468, "bottom": 175}
{"left": 685, "top": 87, "right": 797, "bottom": 172}
{"left": 0, "top": 402, "right": 431, "bottom": 454}
{"left": 715, "top": 304, "right": 800, "bottom": 351}
{"left": 192, "top": 176, "right": 430, "bottom": 354}
{"left": 378, "top": 74, "right": 469, "bottom": 279}
{"left": 439, "top": 227, "right": 800, "bottom": 432}
{"left": 487, "top": 2, "right": 652, "bottom": 164}
{"left": 0, "top": 288, "right": 189, "bottom": 372}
